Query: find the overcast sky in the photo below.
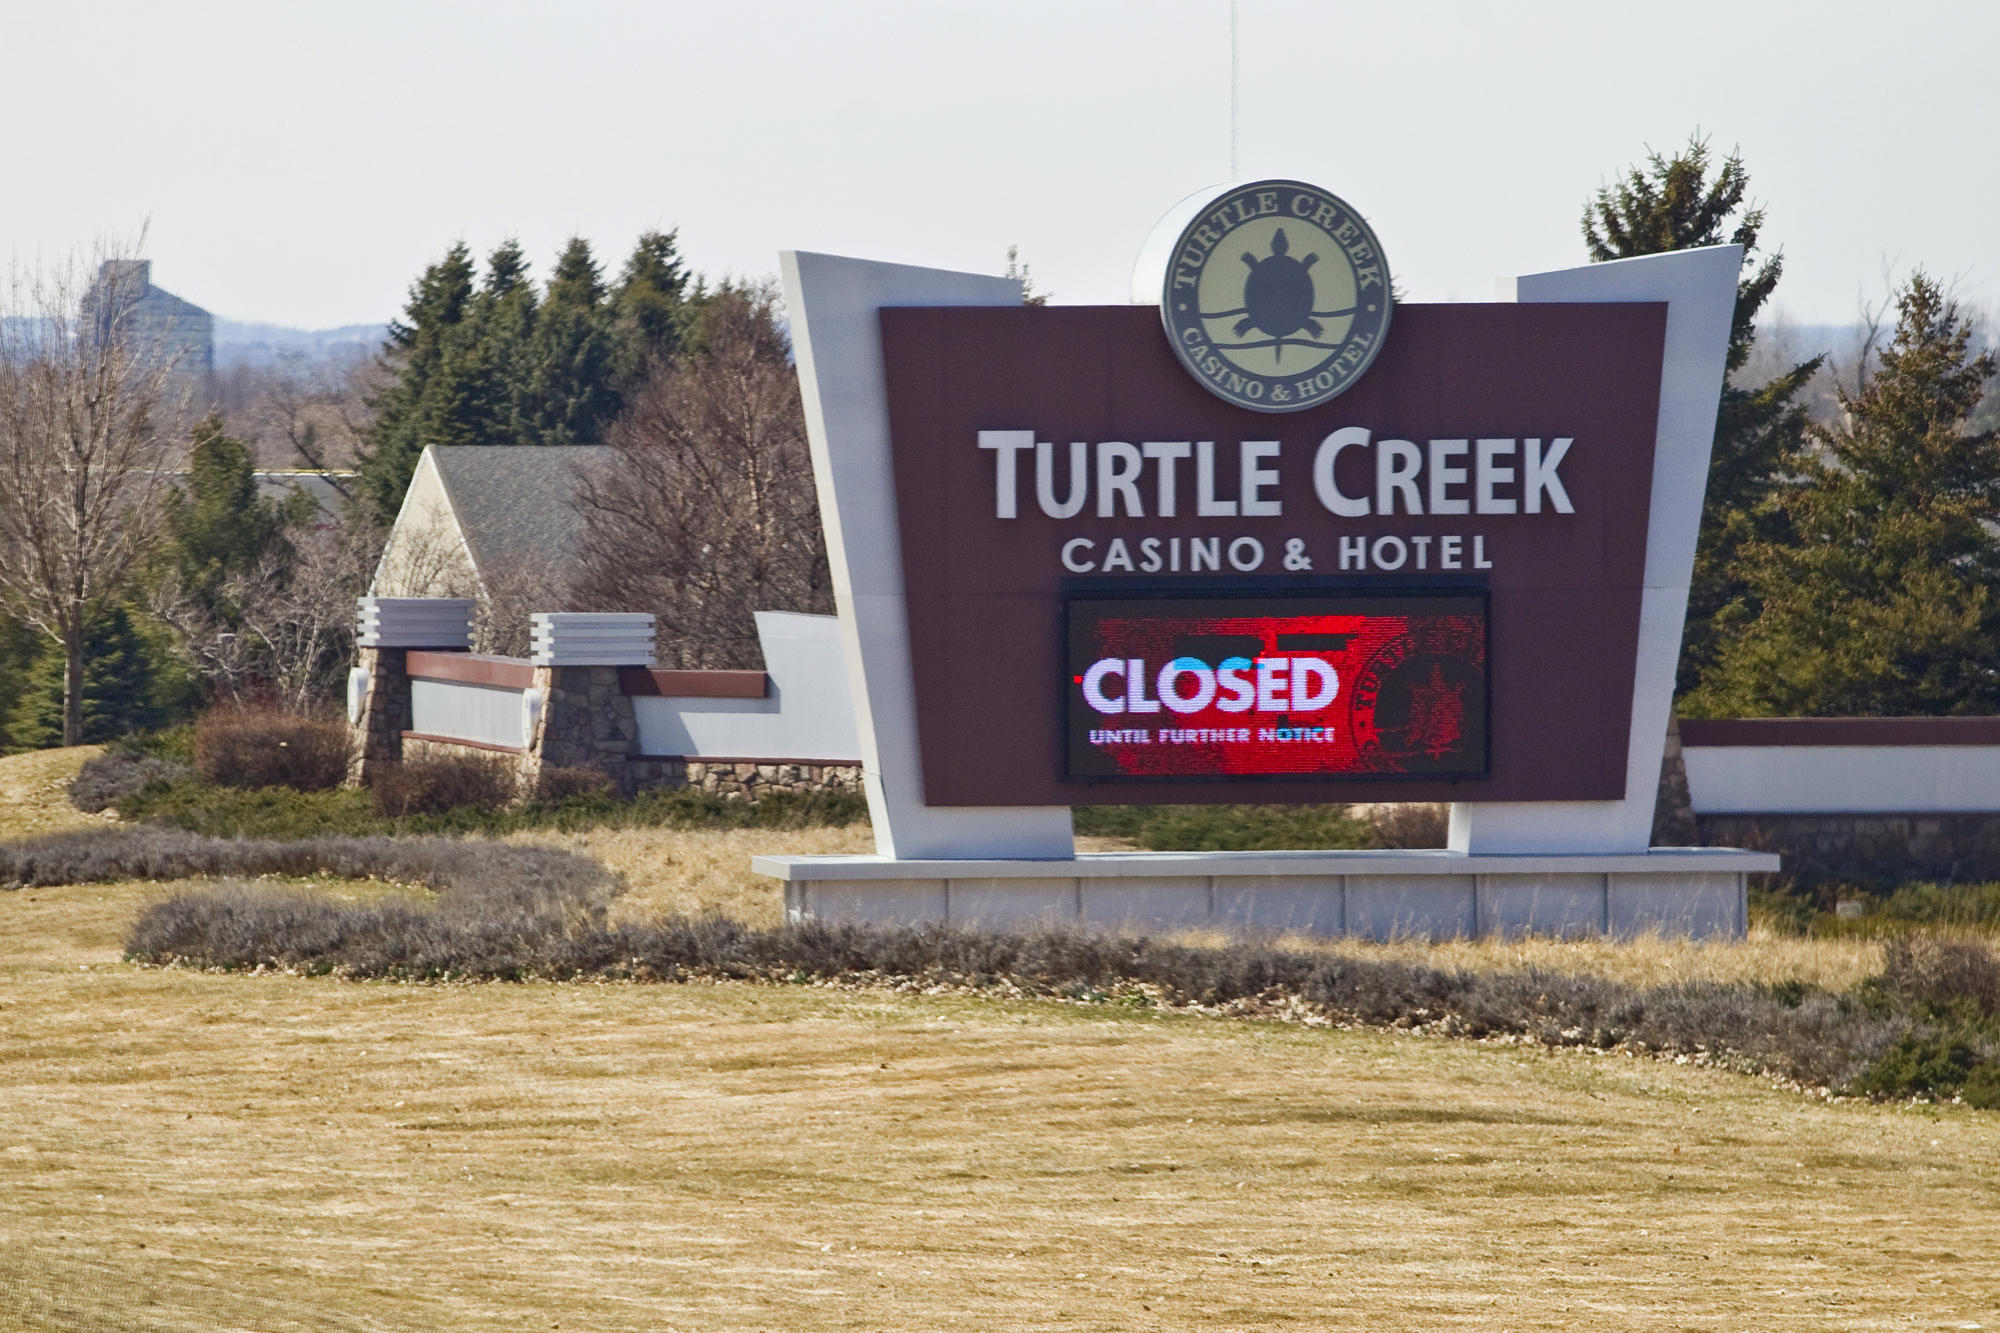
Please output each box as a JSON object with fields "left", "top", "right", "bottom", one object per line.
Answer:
{"left": 5, "top": 0, "right": 1994, "bottom": 331}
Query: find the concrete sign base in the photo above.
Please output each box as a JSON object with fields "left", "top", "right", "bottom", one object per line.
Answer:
{"left": 756, "top": 848, "right": 1777, "bottom": 942}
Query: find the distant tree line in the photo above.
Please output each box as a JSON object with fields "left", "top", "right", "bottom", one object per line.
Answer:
{"left": 0, "top": 226, "right": 834, "bottom": 746}
{"left": 1, "top": 154, "right": 1996, "bottom": 753}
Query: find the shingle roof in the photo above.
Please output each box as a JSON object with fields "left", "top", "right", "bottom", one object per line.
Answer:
{"left": 427, "top": 445, "right": 612, "bottom": 579}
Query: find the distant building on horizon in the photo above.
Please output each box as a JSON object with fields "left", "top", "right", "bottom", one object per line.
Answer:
{"left": 80, "top": 259, "right": 214, "bottom": 378}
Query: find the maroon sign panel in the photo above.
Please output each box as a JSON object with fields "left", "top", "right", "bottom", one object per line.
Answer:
{"left": 878, "top": 303, "right": 1667, "bottom": 807}
{"left": 1065, "top": 590, "right": 1488, "bottom": 781}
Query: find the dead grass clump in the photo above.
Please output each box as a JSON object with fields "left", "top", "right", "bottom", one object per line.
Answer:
{"left": 66, "top": 751, "right": 190, "bottom": 812}
{"left": 194, "top": 706, "right": 351, "bottom": 791}
{"left": 1880, "top": 933, "right": 2000, "bottom": 1017}
{"left": 1358, "top": 802, "right": 1449, "bottom": 848}
{"left": 371, "top": 753, "right": 518, "bottom": 816}
{"left": 131, "top": 879, "right": 615, "bottom": 978}
{"left": 533, "top": 763, "right": 614, "bottom": 803}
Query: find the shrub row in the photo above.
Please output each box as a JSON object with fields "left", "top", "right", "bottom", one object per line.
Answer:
{"left": 121, "top": 865, "right": 2000, "bottom": 1104}
{"left": 371, "top": 753, "right": 520, "bottom": 817}
{"left": 108, "top": 773, "right": 869, "bottom": 840}
{"left": 0, "top": 826, "right": 615, "bottom": 920}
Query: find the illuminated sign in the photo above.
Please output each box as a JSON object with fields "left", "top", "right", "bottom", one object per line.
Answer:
{"left": 1159, "top": 179, "right": 1393, "bottom": 413}
{"left": 1065, "top": 589, "right": 1488, "bottom": 780}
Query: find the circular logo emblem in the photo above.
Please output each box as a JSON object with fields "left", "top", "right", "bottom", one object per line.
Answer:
{"left": 1159, "top": 179, "right": 1392, "bottom": 413}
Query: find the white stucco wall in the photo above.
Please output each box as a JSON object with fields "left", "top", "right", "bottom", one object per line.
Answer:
{"left": 1684, "top": 745, "right": 2000, "bottom": 814}
{"left": 634, "top": 611, "right": 860, "bottom": 761}
{"left": 371, "top": 449, "right": 480, "bottom": 598}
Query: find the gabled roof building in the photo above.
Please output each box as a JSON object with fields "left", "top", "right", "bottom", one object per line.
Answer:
{"left": 371, "top": 444, "right": 611, "bottom": 652}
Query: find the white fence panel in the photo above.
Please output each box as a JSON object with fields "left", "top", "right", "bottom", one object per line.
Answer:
{"left": 410, "top": 678, "right": 530, "bottom": 751}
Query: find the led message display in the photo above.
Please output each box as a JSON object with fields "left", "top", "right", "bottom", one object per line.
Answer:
{"left": 1065, "top": 590, "right": 1488, "bottom": 781}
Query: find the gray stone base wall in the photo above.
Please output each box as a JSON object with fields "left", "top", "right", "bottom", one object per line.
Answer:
{"left": 382, "top": 736, "right": 859, "bottom": 803}
{"left": 1698, "top": 813, "right": 2000, "bottom": 887}
{"left": 627, "top": 757, "right": 688, "bottom": 789}
{"left": 685, "top": 760, "right": 863, "bottom": 798}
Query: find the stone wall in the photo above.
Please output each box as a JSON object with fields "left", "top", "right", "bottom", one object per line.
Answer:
{"left": 529, "top": 665, "right": 643, "bottom": 795}
{"left": 1697, "top": 813, "right": 2000, "bottom": 888}
{"left": 348, "top": 646, "right": 411, "bottom": 787}
{"left": 1650, "top": 717, "right": 1698, "bottom": 847}
{"left": 683, "top": 760, "right": 863, "bottom": 798}
{"left": 395, "top": 724, "right": 861, "bottom": 801}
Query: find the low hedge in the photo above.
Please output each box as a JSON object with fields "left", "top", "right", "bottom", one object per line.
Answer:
{"left": 117, "top": 845, "right": 2000, "bottom": 1106}
{"left": 113, "top": 776, "right": 869, "bottom": 840}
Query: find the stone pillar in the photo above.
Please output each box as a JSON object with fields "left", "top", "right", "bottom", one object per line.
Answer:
{"left": 1650, "top": 716, "right": 1699, "bottom": 848}
{"left": 522, "top": 613, "right": 656, "bottom": 796}
{"left": 345, "top": 598, "right": 474, "bottom": 786}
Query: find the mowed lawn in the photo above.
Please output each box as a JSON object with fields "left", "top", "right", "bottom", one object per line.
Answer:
{"left": 3, "top": 754, "right": 2000, "bottom": 1330}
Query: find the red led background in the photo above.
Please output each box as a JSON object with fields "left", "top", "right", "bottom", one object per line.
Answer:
{"left": 1066, "top": 594, "right": 1488, "bottom": 781}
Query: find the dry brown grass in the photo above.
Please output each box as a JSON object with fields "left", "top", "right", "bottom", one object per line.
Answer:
{"left": 0, "top": 745, "right": 108, "bottom": 840}
{"left": 8, "top": 876, "right": 2000, "bottom": 1331}
{"left": 1311, "top": 927, "right": 1888, "bottom": 993}
{"left": 511, "top": 827, "right": 1134, "bottom": 929}
{"left": 513, "top": 823, "right": 873, "bottom": 928}
{"left": 7, "top": 749, "right": 2000, "bottom": 1329}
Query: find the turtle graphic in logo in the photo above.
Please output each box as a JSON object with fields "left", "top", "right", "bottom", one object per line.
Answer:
{"left": 1236, "top": 227, "right": 1324, "bottom": 360}
{"left": 1159, "top": 179, "right": 1392, "bottom": 413}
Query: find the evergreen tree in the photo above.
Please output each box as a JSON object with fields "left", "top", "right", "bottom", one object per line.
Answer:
{"left": 475, "top": 238, "right": 540, "bottom": 446}
{"left": 9, "top": 604, "right": 167, "bottom": 748}
{"left": 0, "top": 614, "right": 35, "bottom": 752}
{"left": 1583, "top": 138, "right": 1823, "bottom": 696}
{"left": 1687, "top": 274, "right": 2000, "bottom": 717}
{"left": 521, "top": 237, "right": 621, "bottom": 446}
{"left": 358, "top": 243, "right": 479, "bottom": 522}
{"left": 164, "top": 413, "right": 284, "bottom": 613}
{"left": 611, "top": 229, "right": 693, "bottom": 384}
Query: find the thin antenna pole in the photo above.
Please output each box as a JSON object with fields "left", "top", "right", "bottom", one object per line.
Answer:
{"left": 1229, "top": 0, "right": 1240, "bottom": 178}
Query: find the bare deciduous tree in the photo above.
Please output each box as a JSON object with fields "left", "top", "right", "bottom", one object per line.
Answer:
{"left": 230, "top": 514, "right": 382, "bottom": 708}
{"left": 0, "top": 243, "right": 188, "bottom": 745}
{"left": 573, "top": 281, "right": 832, "bottom": 668}
{"left": 149, "top": 509, "right": 383, "bottom": 711}
{"left": 209, "top": 349, "right": 381, "bottom": 492}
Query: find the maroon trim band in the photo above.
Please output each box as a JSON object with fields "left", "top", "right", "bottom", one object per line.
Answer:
{"left": 618, "top": 667, "right": 769, "bottom": 699}
{"left": 406, "top": 651, "right": 534, "bottom": 690}
{"left": 1680, "top": 717, "right": 2000, "bottom": 748}
{"left": 636, "top": 755, "right": 860, "bottom": 767}
{"left": 400, "top": 731, "right": 527, "bottom": 755}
